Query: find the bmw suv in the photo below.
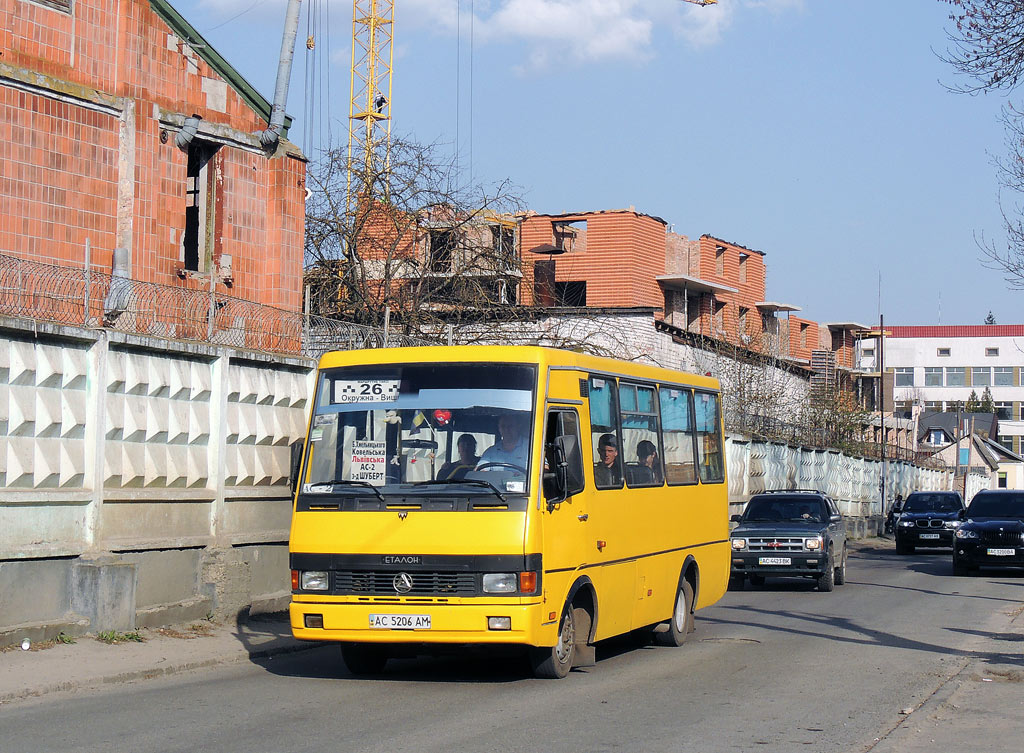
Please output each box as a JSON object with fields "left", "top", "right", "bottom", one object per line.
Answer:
{"left": 894, "top": 491, "right": 965, "bottom": 554}
{"left": 729, "top": 490, "right": 848, "bottom": 592}
{"left": 953, "top": 489, "right": 1024, "bottom": 575}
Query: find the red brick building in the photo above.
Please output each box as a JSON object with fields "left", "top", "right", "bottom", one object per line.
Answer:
{"left": 2, "top": 0, "right": 306, "bottom": 312}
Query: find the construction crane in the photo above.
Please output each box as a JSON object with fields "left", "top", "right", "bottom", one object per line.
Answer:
{"left": 343, "top": 0, "right": 715, "bottom": 213}
{"left": 346, "top": 0, "right": 395, "bottom": 216}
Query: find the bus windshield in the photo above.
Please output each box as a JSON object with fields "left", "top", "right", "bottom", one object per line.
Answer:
{"left": 303, "top": 363, "right": 536, "bottom": 495}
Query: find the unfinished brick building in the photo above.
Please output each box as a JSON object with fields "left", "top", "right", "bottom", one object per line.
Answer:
{"left": 2, "top": 0, "right": 306, "bottom": 312}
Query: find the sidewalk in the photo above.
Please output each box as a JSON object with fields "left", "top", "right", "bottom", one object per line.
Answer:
{"left": 0, "top": 613, "right": 311, "bottom": 706}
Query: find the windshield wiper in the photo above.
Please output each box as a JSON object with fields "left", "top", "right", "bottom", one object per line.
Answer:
{"left": 306, "top": 479, "right": 385, "bottom": 502}
{"left": 409, "top": 478, "right": 507, "bottom": 502}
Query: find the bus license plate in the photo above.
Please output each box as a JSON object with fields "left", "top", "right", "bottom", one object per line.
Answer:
{"left": 987, "top": 548, "right": 1016, "bottom": 557}
{"left": 758, "top": 557, "right": 791, "bottom": 566}
{"left": 369, "top": 614, "right": 431, "bottom": 630}
{"left": 920, "top": 533, "right": 940, "bottom": 540}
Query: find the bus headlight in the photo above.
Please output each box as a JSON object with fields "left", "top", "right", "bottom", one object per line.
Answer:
{"left": 300, "top": 570, "right": 329, "bottom": 591}
{"left": 731, "top": 538, "right": 747, "bottom": 551}
{"left": 482, "top": 573, "right": 518, "bottom": 593}
{"left": 805, "top": 537, "right": 823, "bottom": 551}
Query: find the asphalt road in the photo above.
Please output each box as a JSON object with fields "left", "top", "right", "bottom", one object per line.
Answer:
{"left": 3, "top": 540, "right": 1024, "bottom": 753}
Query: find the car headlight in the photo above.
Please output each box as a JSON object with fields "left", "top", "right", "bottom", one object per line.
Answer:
{"left": 300, "top": 570, "right": 329, "bottom": 591}
{"left": 955, "top": 528, "right": 979, "bottom": 540}
{"left": 944, "top": 520, "right": 961, "bottom": 529}
{"left": 899, "top": 520, "right": 914, "bottom": 527}
{"left": 805, "top": 537, "right": 822, "bottom": 551}
{"left": 731, "top": 538, "right": 747, "bottom": 551}
{"left": 482, "top": 573, "right": 518, "bottom": 593}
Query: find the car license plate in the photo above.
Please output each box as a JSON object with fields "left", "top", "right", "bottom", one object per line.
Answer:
{"left": 987, "top": 548, "right": 1016, "bottom": 557}
{"left": 758, "top": 557, "right": 791, "bottom": 566}
{"left": 368, "top": 613, "right": 431, "bottom": 630}
{"left": 920, "top": 533, "right": 940, "bottom": 540}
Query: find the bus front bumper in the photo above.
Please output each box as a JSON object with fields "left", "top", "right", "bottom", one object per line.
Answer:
{"left": 290, "top": 599, "right": 552, "bottom": 647}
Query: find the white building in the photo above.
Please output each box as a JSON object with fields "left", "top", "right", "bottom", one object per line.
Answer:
{"left": 856, "top": 325, "right": 1024, "bottom": 455}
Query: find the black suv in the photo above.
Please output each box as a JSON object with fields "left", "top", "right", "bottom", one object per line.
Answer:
{"left": 894, "top": 491, "right": 965, "bottom": 554}
{"left": 953, "top": 489, "right": 1024, "bottom": 575}
{"left": 729, "top": 490, "right": 848, "bottom": 592}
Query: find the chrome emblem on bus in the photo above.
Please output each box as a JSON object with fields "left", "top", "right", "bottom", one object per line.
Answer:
{"left": 393, "top": 572, "right": 414, "bottom": 594}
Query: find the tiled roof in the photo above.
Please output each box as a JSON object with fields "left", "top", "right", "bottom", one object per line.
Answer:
{"left": 888, "top": 325, "right": 1024, "bottom": 338}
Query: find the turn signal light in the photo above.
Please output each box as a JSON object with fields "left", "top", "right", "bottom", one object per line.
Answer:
{"left": 520, "top": 571, "right": 538, "bottom": 594}
{"left": 291, "top": 569, "right": 299, "bottom": 590}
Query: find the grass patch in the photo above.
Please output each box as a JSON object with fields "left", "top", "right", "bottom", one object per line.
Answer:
{"left": 96, "top": 630, "right": 145, "bottom": 645}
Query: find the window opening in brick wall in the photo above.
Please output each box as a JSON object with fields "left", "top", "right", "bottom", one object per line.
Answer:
{"left": 29, "top": 0, "right": 71, "bottom": 13}
{"left": 428, "top": 229, "right": 456, "bottom": 272}
{"left": 715, "top": 245, "right": 725, "bottom": 276}
{"left": 183, "top": 140, "right": 220, "bottom": 273}
{"left": 490, "top": 225, "right": 516, "bottom": 269}
{"left": 713, "top": 301, "right": 726, "bottom": 336}
{"left": 799, "top": 323, "right": 808, "bottom": 349}
{"left": 738, "top": 253, "right": 748, "bottom": 283}
{"left": 554, "top": 281, "right": 586, "bottom": 306}
{"left": 553, "top": 220, "right": 586, "bottom": 252}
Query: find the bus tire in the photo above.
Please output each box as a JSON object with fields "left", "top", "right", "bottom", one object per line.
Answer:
{"left": 654, "top": 580, "right": 694, "bottom": 647}
{"left": 530, "top": 602, "right": 576, "bottom": 679}
{"left": 340, "top": 643, "right": 389, "bottom": 675}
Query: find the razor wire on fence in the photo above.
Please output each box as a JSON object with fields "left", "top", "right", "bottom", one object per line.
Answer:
{"left": 0, "top": 253, "right": 433, "bottom": 358}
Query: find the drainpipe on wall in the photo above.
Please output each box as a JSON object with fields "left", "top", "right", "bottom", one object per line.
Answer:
{"left": 259, "top": 0, "right": 303, "bottom": 151}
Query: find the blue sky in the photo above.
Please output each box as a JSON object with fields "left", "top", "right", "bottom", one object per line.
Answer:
{"left": 175, "top": 0, "right": 1017, "bottom": 327}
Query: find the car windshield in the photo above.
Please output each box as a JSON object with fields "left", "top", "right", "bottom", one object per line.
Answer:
{"left": 966, "top": 493, "right": 1024, "bottom": 519}
{"left": 303, "top": 363, "right": 536, "bottom": 496}
{"left": 903, "top": 494, "right": 961, "bottom": 513}
{"left": 743, "top": 497, "right": 825, "bottom": 522}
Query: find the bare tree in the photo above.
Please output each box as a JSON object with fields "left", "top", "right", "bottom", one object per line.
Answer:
{"left": 940, "top": 1, "right": 1024, "bottom": 285}
{"left": 304, "top": 137, "right": 526, "bottom": 338}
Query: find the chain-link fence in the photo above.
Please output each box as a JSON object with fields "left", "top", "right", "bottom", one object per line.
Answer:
{"left": 0, "top": 253, "right": 432, "bottom": 358}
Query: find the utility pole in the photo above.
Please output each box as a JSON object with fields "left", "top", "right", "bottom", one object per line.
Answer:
{"left": 879, "top": 313, "right": 887, "bottom": 523}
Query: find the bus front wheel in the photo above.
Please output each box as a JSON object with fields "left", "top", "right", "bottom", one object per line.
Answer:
{"left": 341, "top": 643, "right": 389, "bottom": 675}
{"left": 654, "top": 580, "right": 694, "bottom": 647}
{"left": 530, "top": 604, "right": 576, "bottom": 679}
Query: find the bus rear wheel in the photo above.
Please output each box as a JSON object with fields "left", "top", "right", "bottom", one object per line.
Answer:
{"left": 530, "top": 603, "right": 576, "bottom": 679}
{"left": 654, "top": 580, "right": 694, "bottom": 647}
{"left": 341, "top": 643, "right": 389, "bottom": 675}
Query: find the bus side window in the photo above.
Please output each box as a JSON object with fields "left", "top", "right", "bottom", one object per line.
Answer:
{"left": 695, "top": 391, "right": 724, "bottom": 483}
{"left": 544, "top": 409, "right": 585, "bottom": 500}
{"left": 620, "top": 382, "right": 662, "bottom": 488}
{"left": 659, "top": 387, "right": 697, "bottom": 486}
{"left": 588, "top": 376, "right": 623, "bottom": 489}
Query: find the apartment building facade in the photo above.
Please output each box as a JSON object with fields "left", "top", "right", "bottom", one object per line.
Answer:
{"left": 859, "top": 325, "right": 1024, "bottom": 453}
{"left": 2, "top": 0, "right": 306, "bottom": 312}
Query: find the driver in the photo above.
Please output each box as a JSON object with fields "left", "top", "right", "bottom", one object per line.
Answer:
{"left": 477, "top": 414, "right": 528, "bottom": 470}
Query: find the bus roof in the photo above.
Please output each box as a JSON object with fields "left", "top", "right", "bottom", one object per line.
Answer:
{"left": 317, "top": 345, "right": 720, "bottom": 392}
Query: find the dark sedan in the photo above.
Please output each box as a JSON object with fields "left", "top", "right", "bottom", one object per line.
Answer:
{"left": 894, "top": 491, "right": 964, "bottom": 554}
{"left": 953, "top": 490, "right": 1024, "bottom": 575}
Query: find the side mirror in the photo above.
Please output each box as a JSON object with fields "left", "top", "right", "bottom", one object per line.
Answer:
{"left": 730, "top": 514, "right": 742, "bottom": 523}
{"left": 830, "top": 514, "right": 842, "bottom": 522}
{"left": 957, "top": 508, "right": 966, "bottom": 520}
{"left": 544, "top": 440, "right": 570, "bottom": 509}
{"left": 289, "top": 438, "right": 305, "bottom": 493}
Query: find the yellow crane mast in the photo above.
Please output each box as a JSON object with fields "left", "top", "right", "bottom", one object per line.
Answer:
{"left": 347, "top": 0, "right": 395, "bottom": 215}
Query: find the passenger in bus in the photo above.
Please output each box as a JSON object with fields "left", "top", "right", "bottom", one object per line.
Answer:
{"left": 636, "top": 440, "right": 661, "bottom": 484}
{"left": 437, "top": 434, "right": 480, "bottom": 480}
{"left": 594, "top": 433, "right": 622, "bottom": 487}
{"left": 477, "top": 414, "right": 528, "bottom": 470}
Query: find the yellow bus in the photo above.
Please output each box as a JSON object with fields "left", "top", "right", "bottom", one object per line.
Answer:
{"left": 289, "top": 345, "right": 729, "bottom": 678}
